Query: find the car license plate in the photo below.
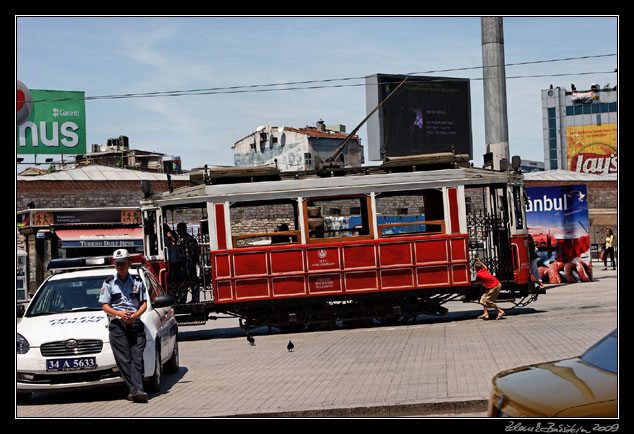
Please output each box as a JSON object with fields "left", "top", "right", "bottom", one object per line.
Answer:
{"left": 46, "top": 357, "right": 97, "bottom": 372}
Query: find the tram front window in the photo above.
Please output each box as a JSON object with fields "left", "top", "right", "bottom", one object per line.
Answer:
{"left": 143, "top": 210, "right": 159, "bottom": 256}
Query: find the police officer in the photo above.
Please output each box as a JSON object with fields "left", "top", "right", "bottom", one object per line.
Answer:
{"left": 99, "top": 249, "right": 148, "bottom": 403}
{"left": 175, "top": 222, "right": 200, "bottom": 303}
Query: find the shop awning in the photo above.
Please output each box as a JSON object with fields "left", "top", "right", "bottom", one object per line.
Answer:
{"left": 55, "top": 228, "right": 143, "bottom": 248}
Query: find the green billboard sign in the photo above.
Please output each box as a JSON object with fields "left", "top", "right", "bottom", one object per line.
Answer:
{"left": 16, "top": 89, "right": 86, "bottom": 155}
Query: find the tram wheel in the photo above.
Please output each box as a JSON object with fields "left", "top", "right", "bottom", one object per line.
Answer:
{"left": 376, "top": 315, "right": 403, "bottom": 325}
{"left": 341, "top": 318, "right": 374, "bottom": 328}
{"left": 278, "top": 323, "right": 306, "bottom": 333}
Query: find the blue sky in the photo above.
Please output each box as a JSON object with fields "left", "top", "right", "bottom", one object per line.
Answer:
{"left": 16, "top": 16, "right": 618, "bottom": 170}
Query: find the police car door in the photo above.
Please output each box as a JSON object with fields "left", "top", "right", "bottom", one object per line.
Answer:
{"left": 142, "top": 271, "right": 174, "bottom": 358}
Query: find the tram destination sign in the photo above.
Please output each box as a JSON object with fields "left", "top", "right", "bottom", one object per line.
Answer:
{"left": 365, "top": 74, "right": 472, "bottom": 161}
{"left": 16, "top": 83, "right": 87, "bottom": 155}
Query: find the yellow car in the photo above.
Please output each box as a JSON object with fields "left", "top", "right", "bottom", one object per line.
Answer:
{"left": 488, "top": 329, "right": 617, "bottom": 417}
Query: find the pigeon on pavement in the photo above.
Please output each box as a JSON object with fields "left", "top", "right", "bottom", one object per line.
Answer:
{"left": 287, "top": 340, "right": 294, "bottom": 352}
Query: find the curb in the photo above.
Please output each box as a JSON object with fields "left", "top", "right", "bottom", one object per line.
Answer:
{"left": 223, "top": 398, "right": 489, "bottom": 418}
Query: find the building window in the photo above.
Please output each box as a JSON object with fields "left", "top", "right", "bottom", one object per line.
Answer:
{"left": 566, "top": 102, "right": 617, "bottom": 116}
{"left": 547, "top": 106, "right": 558, "bottom": 170}
{"left": 546, "top": 101, "right": 558, "bottom": 170}
{"left": 549, "top": 127, "right": 556, "bottom": 139}
{"left": 549, "top": 138, "right": 557, "bottom": 150}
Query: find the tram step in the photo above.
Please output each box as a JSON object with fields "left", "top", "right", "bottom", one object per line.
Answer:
{"left": 175, "top": 320, "right": 207, "bottom": 326}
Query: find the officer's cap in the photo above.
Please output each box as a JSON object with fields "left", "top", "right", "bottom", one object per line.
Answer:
{"left": 113, "top": 248, "right": 130, "bottom": 263}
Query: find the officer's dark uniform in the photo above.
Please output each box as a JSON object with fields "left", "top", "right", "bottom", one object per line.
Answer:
{"left": 99, "top": 271, "right": 147, "bottom": 399}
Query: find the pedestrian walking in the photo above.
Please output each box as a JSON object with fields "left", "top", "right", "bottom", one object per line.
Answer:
{"left": 474, "top": 260, "right": 505, "bottom": 320}
{"left": 528, "top": 234, "right": 544, "bottom": 290}
{"left": 602, "top": 228, "right": 616, "bottom": 270}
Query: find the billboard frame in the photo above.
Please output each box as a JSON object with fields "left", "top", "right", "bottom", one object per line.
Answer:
{"left": 365, "top": 74, "right": 473, "bottom": 162}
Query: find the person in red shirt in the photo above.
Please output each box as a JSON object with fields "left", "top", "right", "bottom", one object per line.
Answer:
{"left": 474, "top": 260, "right": 505, "bottom": 320}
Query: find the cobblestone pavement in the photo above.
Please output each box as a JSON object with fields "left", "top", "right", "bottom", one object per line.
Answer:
{"left": 16, "top": 265, "right": 617, "bottom": 418}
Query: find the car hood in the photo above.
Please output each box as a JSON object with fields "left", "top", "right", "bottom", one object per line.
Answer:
{"left": 18, "top": 311, "right": 110, "bottom": 346}
{"left": 493, "top": 357, "right": 617, "bottom": 417}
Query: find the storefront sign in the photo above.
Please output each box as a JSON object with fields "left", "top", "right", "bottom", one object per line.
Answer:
{"left": 55, "top": 228, "right": 144, "bottom": 248}
{"left": 16, "top": 83, "right": 87, "bottom": 155}
{"left": 22, "top": 209, "right": 141, "bottom": 227}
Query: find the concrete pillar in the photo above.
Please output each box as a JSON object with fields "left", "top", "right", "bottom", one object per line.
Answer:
{"left": 481, "top": 17, "right": 510, "bottom": 170}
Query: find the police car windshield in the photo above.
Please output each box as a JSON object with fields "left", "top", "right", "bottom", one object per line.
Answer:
{"left": 28, "top": 275, "right": 109, "bottom": 317}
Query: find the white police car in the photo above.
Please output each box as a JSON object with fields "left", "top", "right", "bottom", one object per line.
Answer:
{"left": 16, "top": 255, "right": 179, "bottom": 402}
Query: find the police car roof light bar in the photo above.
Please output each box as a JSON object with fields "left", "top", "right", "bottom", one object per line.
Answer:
{"left": 47, "top": 256, "right": 112, "bottom": 271}
{"left": 47, "top": 254, "right": 145, "bottom": 271}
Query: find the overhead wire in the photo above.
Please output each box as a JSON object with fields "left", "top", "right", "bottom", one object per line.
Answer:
{"left": 23, "top": 53, "right": 617, "bottom": 103}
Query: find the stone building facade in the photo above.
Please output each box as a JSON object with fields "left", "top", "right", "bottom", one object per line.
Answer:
{"left": 17, "top": 165, "right": 188, "bottom": 212}
{"left": 233, "top": 121, "right": 364, "bottom": 171}
{"left": 16, "top": 165, "right": 189, "bottom": 294}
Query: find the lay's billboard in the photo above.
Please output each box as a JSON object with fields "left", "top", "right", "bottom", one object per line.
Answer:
{"left": 566, "top": 123, "right": 617, "bottom": 175}
{"left": 16, "top": 81, "right": 86, "bottom": 155}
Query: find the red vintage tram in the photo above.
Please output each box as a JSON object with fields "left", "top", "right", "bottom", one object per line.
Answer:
{"left": 140, "top": 155, "right": 539, "bottom": 329}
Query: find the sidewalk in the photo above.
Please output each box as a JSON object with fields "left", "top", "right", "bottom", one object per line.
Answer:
{"left": 176, "top": 267, "right": 617, "bottom": 418}
{"left": 16, "top": 267, "right": 617, "bottom": 418}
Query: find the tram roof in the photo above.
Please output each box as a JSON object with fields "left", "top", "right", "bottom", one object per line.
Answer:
{"left": 143, "top": 165, "right": 522, "bottom": 207}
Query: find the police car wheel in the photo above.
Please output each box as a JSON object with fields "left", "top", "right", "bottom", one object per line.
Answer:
{"left": 144, "top": 345, "right": 161, "bottom": 393}
{"left": 164, "top": 339, "right": 179, "bottom": 374}
{"left": 17, "top": 392, "right": 32, "bottom": 403}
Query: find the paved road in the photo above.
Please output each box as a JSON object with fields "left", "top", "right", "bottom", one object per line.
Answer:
{"left": 16, "top": 265, "right": 617, "bottom": 418}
